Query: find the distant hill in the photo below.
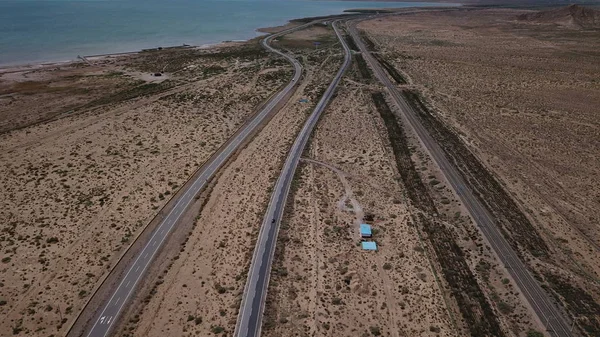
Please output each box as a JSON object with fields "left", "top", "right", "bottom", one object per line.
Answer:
{"left": 464, "top": 0, "right": 600, "bottom": 5}
{"left": 517, "top": 5, "right": 600, "bottom": 28}
{"left": 395, "top": 0, "right": 600, "bottom": 5}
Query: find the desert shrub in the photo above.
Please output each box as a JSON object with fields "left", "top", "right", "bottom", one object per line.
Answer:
{"left": 527, "top": 331, "right": 544, "bottom": 337}
{"left": 214, "top": 283, "right": 227, "bottom": 294}
{"left": 498, "top": 301, "right": 513, "bottom": 314}
{"left": 211, "top": 325, "right": 224, "bottom": 333}
{"left": 369, "top": 326, "right": 382, "bottom": 336}
{"left": 46, "top": 237, "right": 59, "bottom": 244}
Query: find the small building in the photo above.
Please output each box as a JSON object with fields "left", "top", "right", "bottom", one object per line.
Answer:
{"left": 360, "top": 224, "right": 372, "bottom": 238}
{"left": 362, "top": 241, "right": 377, "bottom": 251}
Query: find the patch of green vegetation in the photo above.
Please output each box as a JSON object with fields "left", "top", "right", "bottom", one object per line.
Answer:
{"left": 372, "top": 91, "right": 504, "bottom": 337}
{"left": 526, "top": 330, "right": 544, "bottom": 337}
{"left": 210, "top": 325, "right": 225, "bottom": 334}
{"left": 372, "top": 52, "right": 407, "bottom": 84}
{"left": 400, "top": 89, "right": 549, "bottom": 258}
{"left": 544, "top": 272, "right": 600, "bottom": 335}
{"left": 354, "top": 54, "right": 372, "bottom": 80}
{"left": 369, "top": 326, "right": 382, "bottom": 336}
{"left": 345, "top": 35, "right": 359, "bottom": 51}
{"left": 102, "top": 71, "right": 125, "bottom": 78}
{"left": 214, "top": 283, "right": 227, "bottom": 294}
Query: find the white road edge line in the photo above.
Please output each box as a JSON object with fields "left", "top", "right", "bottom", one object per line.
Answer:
{"left": 84, "top": 20, "right": 311, "bottom": 337}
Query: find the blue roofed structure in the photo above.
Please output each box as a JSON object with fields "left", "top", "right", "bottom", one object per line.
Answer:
{"left": 360, "top": 224, "right": 372, "bottom": 238}
{"left": 361, "top": 241, "right": 377, "bottom": 251}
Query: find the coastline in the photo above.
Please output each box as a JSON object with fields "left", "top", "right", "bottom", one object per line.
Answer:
{"left": 0, "top": 28, "right": 274, "bottom": 74}
{"left": 0, "top": 1, "right": 458, "bottom": 72}
{"left": 0, "top": 16, "right": 305, "bottom": 73}
{"left": 0, "top": 44, "right": 212, "bottom": 74}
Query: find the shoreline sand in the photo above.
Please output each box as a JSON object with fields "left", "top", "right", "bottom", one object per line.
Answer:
{"left": 0, "top": 43, "right": 227, "bottom": 74}
{"left": 0, "top": 30, "right": 271, "bottom": 73}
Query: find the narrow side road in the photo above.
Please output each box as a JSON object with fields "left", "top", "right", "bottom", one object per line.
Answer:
{"left": 347, "top": 19, "right": 573, "bottom": 337}
{"left": 234, "top": 20, "right": 352, "bottom": 337}
{"left": 71, "top": 21, "right": 315, "bottom": 337}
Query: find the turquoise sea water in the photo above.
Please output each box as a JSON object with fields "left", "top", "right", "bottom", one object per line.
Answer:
{"left": 0, "top": 0, "right": 454, "bottom": 66}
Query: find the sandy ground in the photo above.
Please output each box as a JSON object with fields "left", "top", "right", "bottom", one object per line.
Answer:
{"left": 263, "top": 55, "right": 460, "bottom": 337}
{"left": 260, "top": 15, "right": 563, "bottom": 336}
{"left": 358, "top": 8, "right": 600, "bottom": 336}
{"left": 0, "top": 42, "right": 291, "bottom": 336}
{"left": 112, "top": 24, "right": 345, "bottom": 337}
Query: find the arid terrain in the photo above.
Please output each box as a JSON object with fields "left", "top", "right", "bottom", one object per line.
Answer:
{"left": 263, "top": 53, "right": 460, "bottom": 337}
{"left": 261, "top": 17, "right": 554, "bottom": 336}
{"left": 0, "top": 42, "right": 291, "bottom": 336}
{"left": 1, "top": 5, "right": 599, "bottom": 337}
{"left": 110, "top": 23, "right": 345, "bottom": 337}
{"left": 356, "top": 6, "right": 600, "bottom": 336}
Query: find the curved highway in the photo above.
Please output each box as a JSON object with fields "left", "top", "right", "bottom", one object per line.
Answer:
{"left": 77, "top": 22, "right": 315, "bottom": 337}
{"left": 347, "top": 19, "right": 572, "bottom": 337}
{"left": 234, "top": 20, "right": 352, "bottom": 337}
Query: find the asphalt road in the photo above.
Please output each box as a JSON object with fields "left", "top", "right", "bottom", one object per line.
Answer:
{"left": 81, "top": 22, "right": 315, "bottom": 337}
{"left": 347, "top": 20, "right": 573, "bottom": 337}
{"left": 234, "top": 20, "right": 352, "bottom": 337}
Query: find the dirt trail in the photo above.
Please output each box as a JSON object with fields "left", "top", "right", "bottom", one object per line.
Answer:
{"left": 300, "top": 159, "right": 402, "bottom": 337}
{"left": 301, "top": 158, "right": 364, "bottom": 228}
